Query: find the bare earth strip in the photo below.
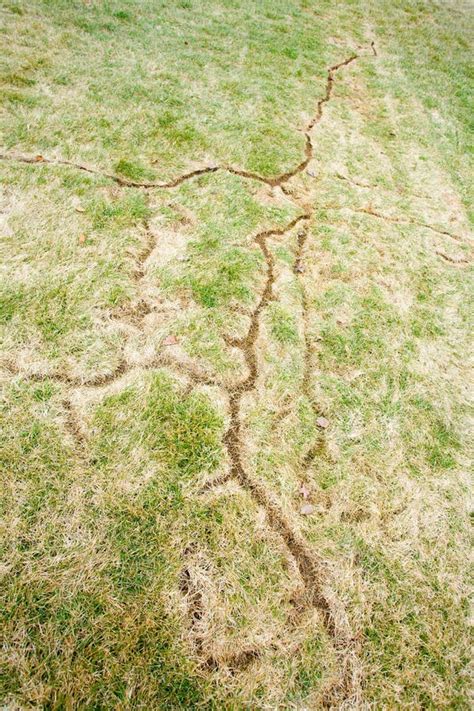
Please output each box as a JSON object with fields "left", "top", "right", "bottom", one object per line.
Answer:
{"left": 1, "top": 2, "right": 472, "bottom": 708}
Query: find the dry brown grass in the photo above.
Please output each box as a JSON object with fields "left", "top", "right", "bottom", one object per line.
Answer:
{"left": 1, "top": 0, "right": 473, "bottom": 708}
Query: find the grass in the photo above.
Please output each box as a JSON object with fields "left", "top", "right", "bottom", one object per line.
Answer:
{"left": 1, "top": 0, "right": 473, "bottom": 708}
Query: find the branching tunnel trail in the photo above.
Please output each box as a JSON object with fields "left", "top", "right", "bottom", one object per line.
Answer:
{"left": 0, "top": 43, "right": 371, "bottom": 192}
{"left": 0, "top": 45, "right": 380, "bottom": 195}
{"left": 2, "top": 40, "right": 470, "bottom": 704}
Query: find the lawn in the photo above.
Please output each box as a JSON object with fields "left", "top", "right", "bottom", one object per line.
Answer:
{"left": 0, "top": 0, "right": 472, "bottom": 708}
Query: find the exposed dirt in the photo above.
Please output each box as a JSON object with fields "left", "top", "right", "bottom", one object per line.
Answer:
{"left": 0, "top": 49, "right": 368, "bottom": 193}
{"left": 61, "top": 396, "right": 87, "bottom": 451}
{"left": 5, "top": 41, "right": 469, "bottom": 702}
{"left": 179, "top": 547, "right": 205, "bottom": 657}
{"left": 334, "top": 170, "right": 432, "bottom": 201}
{"left": 0, "top": 46, "right": 375, "bottom": 702}
{"left": 435, "top": 248, "right": 469, "bottom": 265}
{"left": 350, "top": 205, "right": 468, "bottom": 244}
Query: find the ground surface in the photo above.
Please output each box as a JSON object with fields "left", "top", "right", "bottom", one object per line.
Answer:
{"left": 0, "top": 1, "right": 473, "bottom": 708}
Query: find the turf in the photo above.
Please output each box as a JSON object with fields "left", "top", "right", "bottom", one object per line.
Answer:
{"left": 0, "top": 0, "right": 472, "bottom": 708}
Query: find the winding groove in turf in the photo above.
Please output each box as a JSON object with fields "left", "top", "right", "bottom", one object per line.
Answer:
{"left": 321, "top": 204, "right": 469, "bottom": 244}
{"left": 294, "top": 224, "right": 325, "bottom": 471}
{"left": 2, "top": 47, "right": 375, "bottom": 702}
{"left": 7, "top": 43, "right": 459, "bottom": 702}
{"left": 0, "top": 42, "right": 366, "bottom": 192}
{"left": 434, "top": 248, "right": 469, "bottom": 264}
{"left": 334, "top": 170, "right": 433, "bottom": 201}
